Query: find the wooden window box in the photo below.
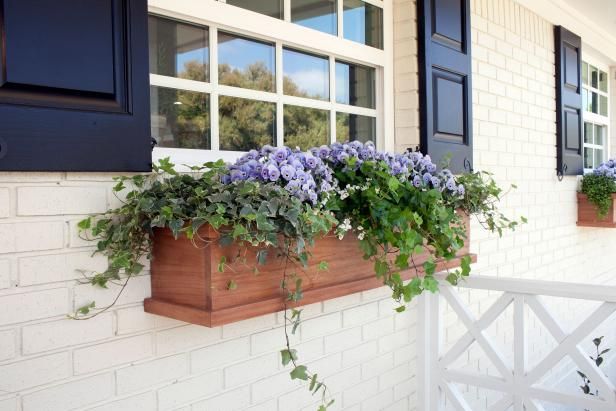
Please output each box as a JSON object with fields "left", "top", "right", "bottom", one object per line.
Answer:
{"left": 144, "top": 215, "right": 475, "bottom": 327}
{"left": 577, "top": 193, "right": 616, "bottom": 227}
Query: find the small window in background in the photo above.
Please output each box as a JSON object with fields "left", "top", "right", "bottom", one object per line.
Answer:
{"left": 225, "top": 0, "right": 283, "bottom": 19}
{"left": 150, "top": 86, "right": 211, "bottom": 149}
{"left": 291, "top": 0, "right": 337, "bottom": 35}
{"left": 336, "top": 61, "right": 375, "bottom": 108}
{"left": 219, "top": 96, "right": 276, "bottom": 151}
{"left": 284, "top": 105, "right": 330, "bottom": 150}
{"left": 283, "top": 48, "right": 330, "bottom": 101}
{"left": 148, "top": 16, "right": 209, "bottom": 82}
{"left": 336, "top": 112, "right": 376, "bottom": 143}
{"left": 343, "top": 0, "right": 383, "bottom": 49}
{"left": 218, "top": 32, "right": 276, "bottom": 92}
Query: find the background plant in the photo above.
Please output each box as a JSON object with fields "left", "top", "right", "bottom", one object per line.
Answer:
{"left": 581, "top": 165, "right": 616, "bottom": 218}
{"left": 578, "top": 336, "right": 610, "bottom": 409}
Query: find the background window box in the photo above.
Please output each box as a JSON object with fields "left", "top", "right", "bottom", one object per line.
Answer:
{"left": 577, "top": 193, "right": 616, "bottom": 227}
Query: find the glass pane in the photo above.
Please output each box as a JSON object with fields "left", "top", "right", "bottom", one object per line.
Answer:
{"left": 583, "top": 89, "right": 589, "bottom": 113}
{"left": 584, "top": 147, "right": 593, "bottom": 169}
{"left": 595, "top": 125, "right": 605, "bottom": 146}
{"left": 283, "top": 48, "right": 329, "bottom": 100}
{"left": 591, "top": 91, "right": 599, "bottom": 114}
{"left": 582, "top": 62, "right": 588, "bottom": 85}
{"left": 218, "top": 32, "right": 275, "bottom": 92}
{"left": 148, "top": 16, "right": 209, "bottom": 82}
{"left": 292, "top": 0, "right": 337, "bottom": 35}
{"left": 590, "top": 65, "right": 599, "bottom": 89}
{"left": 336, "top": 113, "right": 376, "bottom": 143}
{"left": 600, "top": 95, "right": 608, "bottom": 116}
{"left": 150, "top": 86, "right": 210, "bottom": 149}
{"left": 219, "top": 96, "right": 276, "bottom": 151}
{"left": 343, "top": 0, "right": 383, "bottom": 49}
{"left": 599, "top": 70, "right": 608, "bottom": 92}
{"left": 336, "top": 61, "right": 376, "bottom": 108}
{"left": 284, "top": 105, "right": 330, "bottom": 150}
{"left": 595, "top": 148, "right": 604, "bottom": 167}
{"left": 584, "top": 122, "right": 593, "bottom": 144}
{"left": 226, "top": 0, "right": 283, "bottom": 19}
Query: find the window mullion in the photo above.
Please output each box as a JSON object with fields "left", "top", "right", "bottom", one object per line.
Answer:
{"left": 284, "top": 0, "right": 291, "bottom": 21}
{"left": 337, "top": 0, "right": 343, "bottom": 38}
{"left": 276, "top": 42, "right": 284, "bottom": 147}
{"left": 210, "top": 27, "right": 220, "bottom": 151}
{"left": 329, "top": 55, "right": 336, "bottom": 143}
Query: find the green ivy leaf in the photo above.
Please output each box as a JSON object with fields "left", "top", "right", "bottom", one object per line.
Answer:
{"left": 280, "top": 349, "right": 298, "bottom": 366}
{"left": 423, "top": 275, "right": 439, "bottom": 293}
{"left": 290, "top": 365, "right": 309, "bottom": 380}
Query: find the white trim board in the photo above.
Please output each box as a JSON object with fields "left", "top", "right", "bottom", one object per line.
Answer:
{"left": 514, "top": 0, "right": 616, "bottom": 63}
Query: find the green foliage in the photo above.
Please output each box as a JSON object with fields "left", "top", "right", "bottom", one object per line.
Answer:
{"left": 578, "top": 336, "right": 610, "bottom": 401}
{"left": 329, "top": 158, "right": 470, "bottom": 311}
{"left": 453, "top": 171, "right": 526, "bottom": 236}
{"left": 581, "top": 174, "right": 616, "bottom": 218}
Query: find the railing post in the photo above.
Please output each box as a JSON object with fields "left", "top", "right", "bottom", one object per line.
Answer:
{"left": 418, "top": 290, "right": 440, "bottom": 410}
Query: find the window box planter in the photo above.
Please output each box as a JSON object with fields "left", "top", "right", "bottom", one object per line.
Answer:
{"left": 577, "top": 193, "right": 616, "bottom": 227}
{"left": 144, "top": 215, "right": 475, "bottom": 327}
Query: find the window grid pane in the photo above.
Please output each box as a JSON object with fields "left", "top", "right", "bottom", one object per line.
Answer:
{"left": 218, "top": 32, "right": 276, "bottom": 92}
{"left": 151, "top": 86, "right": 211, "bottom": 149}
{"left": 149, "top": 16, "right": 209, "bottom": 82}
{"left": 219, "top": 96, "right": 276, "bottom": 151}
{"left": 292, "top": 0, "right": 337, "bottom": 35}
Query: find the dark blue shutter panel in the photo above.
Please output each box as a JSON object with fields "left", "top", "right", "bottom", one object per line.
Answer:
{"left": 555, "top": 26, "right": 583, "bottom": 176}
{"left": 418, "top": 0, "right": 473, "bottom": 174}
{"left": 0, "top": 0, "right": 151, "bottom": 171}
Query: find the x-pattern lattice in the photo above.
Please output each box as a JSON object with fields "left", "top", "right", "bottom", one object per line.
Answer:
{"left": 434, "top": 285, "right": 616, "bottom": 411}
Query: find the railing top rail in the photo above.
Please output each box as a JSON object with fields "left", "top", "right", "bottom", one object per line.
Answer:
{"left": 436, "top": 274, "right": 616, "bottom": 302}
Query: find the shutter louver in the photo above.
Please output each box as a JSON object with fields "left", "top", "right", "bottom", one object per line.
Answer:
{"left": 555, "top": 26, "right": 583, "bottom": 176}
{"left": 0, "top": 0, "right": 151, "bottom": 171}
{"left": 417, "top": 0, "right": 473, "bottom": 174}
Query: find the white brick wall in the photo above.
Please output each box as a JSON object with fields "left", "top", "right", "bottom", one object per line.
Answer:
{"left": 0, "top": 1, "right": 614, "bottom": 410}
{"left": 0, "top": 172, "right": 419, "bottom": 410}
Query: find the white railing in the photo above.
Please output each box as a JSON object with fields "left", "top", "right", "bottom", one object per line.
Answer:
{"left": 417, "top": 275, "right": 616, "bottom": 411}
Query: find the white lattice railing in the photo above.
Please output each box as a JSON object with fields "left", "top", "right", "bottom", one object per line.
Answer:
{"left": 417, "top": 275, "right": 616, "bottom": 411}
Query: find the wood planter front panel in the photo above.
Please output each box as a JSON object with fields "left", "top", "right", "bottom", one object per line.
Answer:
{"left": 144, "top": 216, "right": 475, "bottom": 327}
{"left": 577, "top": 193, "right": 616, "bottom": 227}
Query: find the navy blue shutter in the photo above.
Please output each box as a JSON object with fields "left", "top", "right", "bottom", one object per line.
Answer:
{"left": 417, "top": 0, "right": 473, "bottom": 173}
{"left": 0, "top": 0, "right": 151, "bottom": 171}
{"left": 555, "top": 26, "right": 583, "bottom": 176}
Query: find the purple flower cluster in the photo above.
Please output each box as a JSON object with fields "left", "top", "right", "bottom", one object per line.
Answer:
{"left": 224, "top": 145, "right": 334, "bottom": 205}
{"left": 314, "top": 141, "right": 464, "bottom": 196}
{"left": 594, "top": 159, "right": 616, "bottom": 178}
{"left": 223, "top": 141, "right": 465, "bottom": 203}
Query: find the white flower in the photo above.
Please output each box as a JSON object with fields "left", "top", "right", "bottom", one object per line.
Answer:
{"left": 358, "top": 232, "right": 365, "bottom": 240}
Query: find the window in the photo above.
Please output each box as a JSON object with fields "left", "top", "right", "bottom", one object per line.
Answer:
{"left": 582, "top": 61, "right": 610, "bottom": 170}
{"left": 148, "top": 0, "right": 388, "bottom": 165}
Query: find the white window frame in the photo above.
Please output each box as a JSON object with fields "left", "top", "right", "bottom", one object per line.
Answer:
{"left": 148, "top": 0, "right": 394, "bottom": 168}
{"left": 582, "top": 53, "right": 610, "bottom": 172}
